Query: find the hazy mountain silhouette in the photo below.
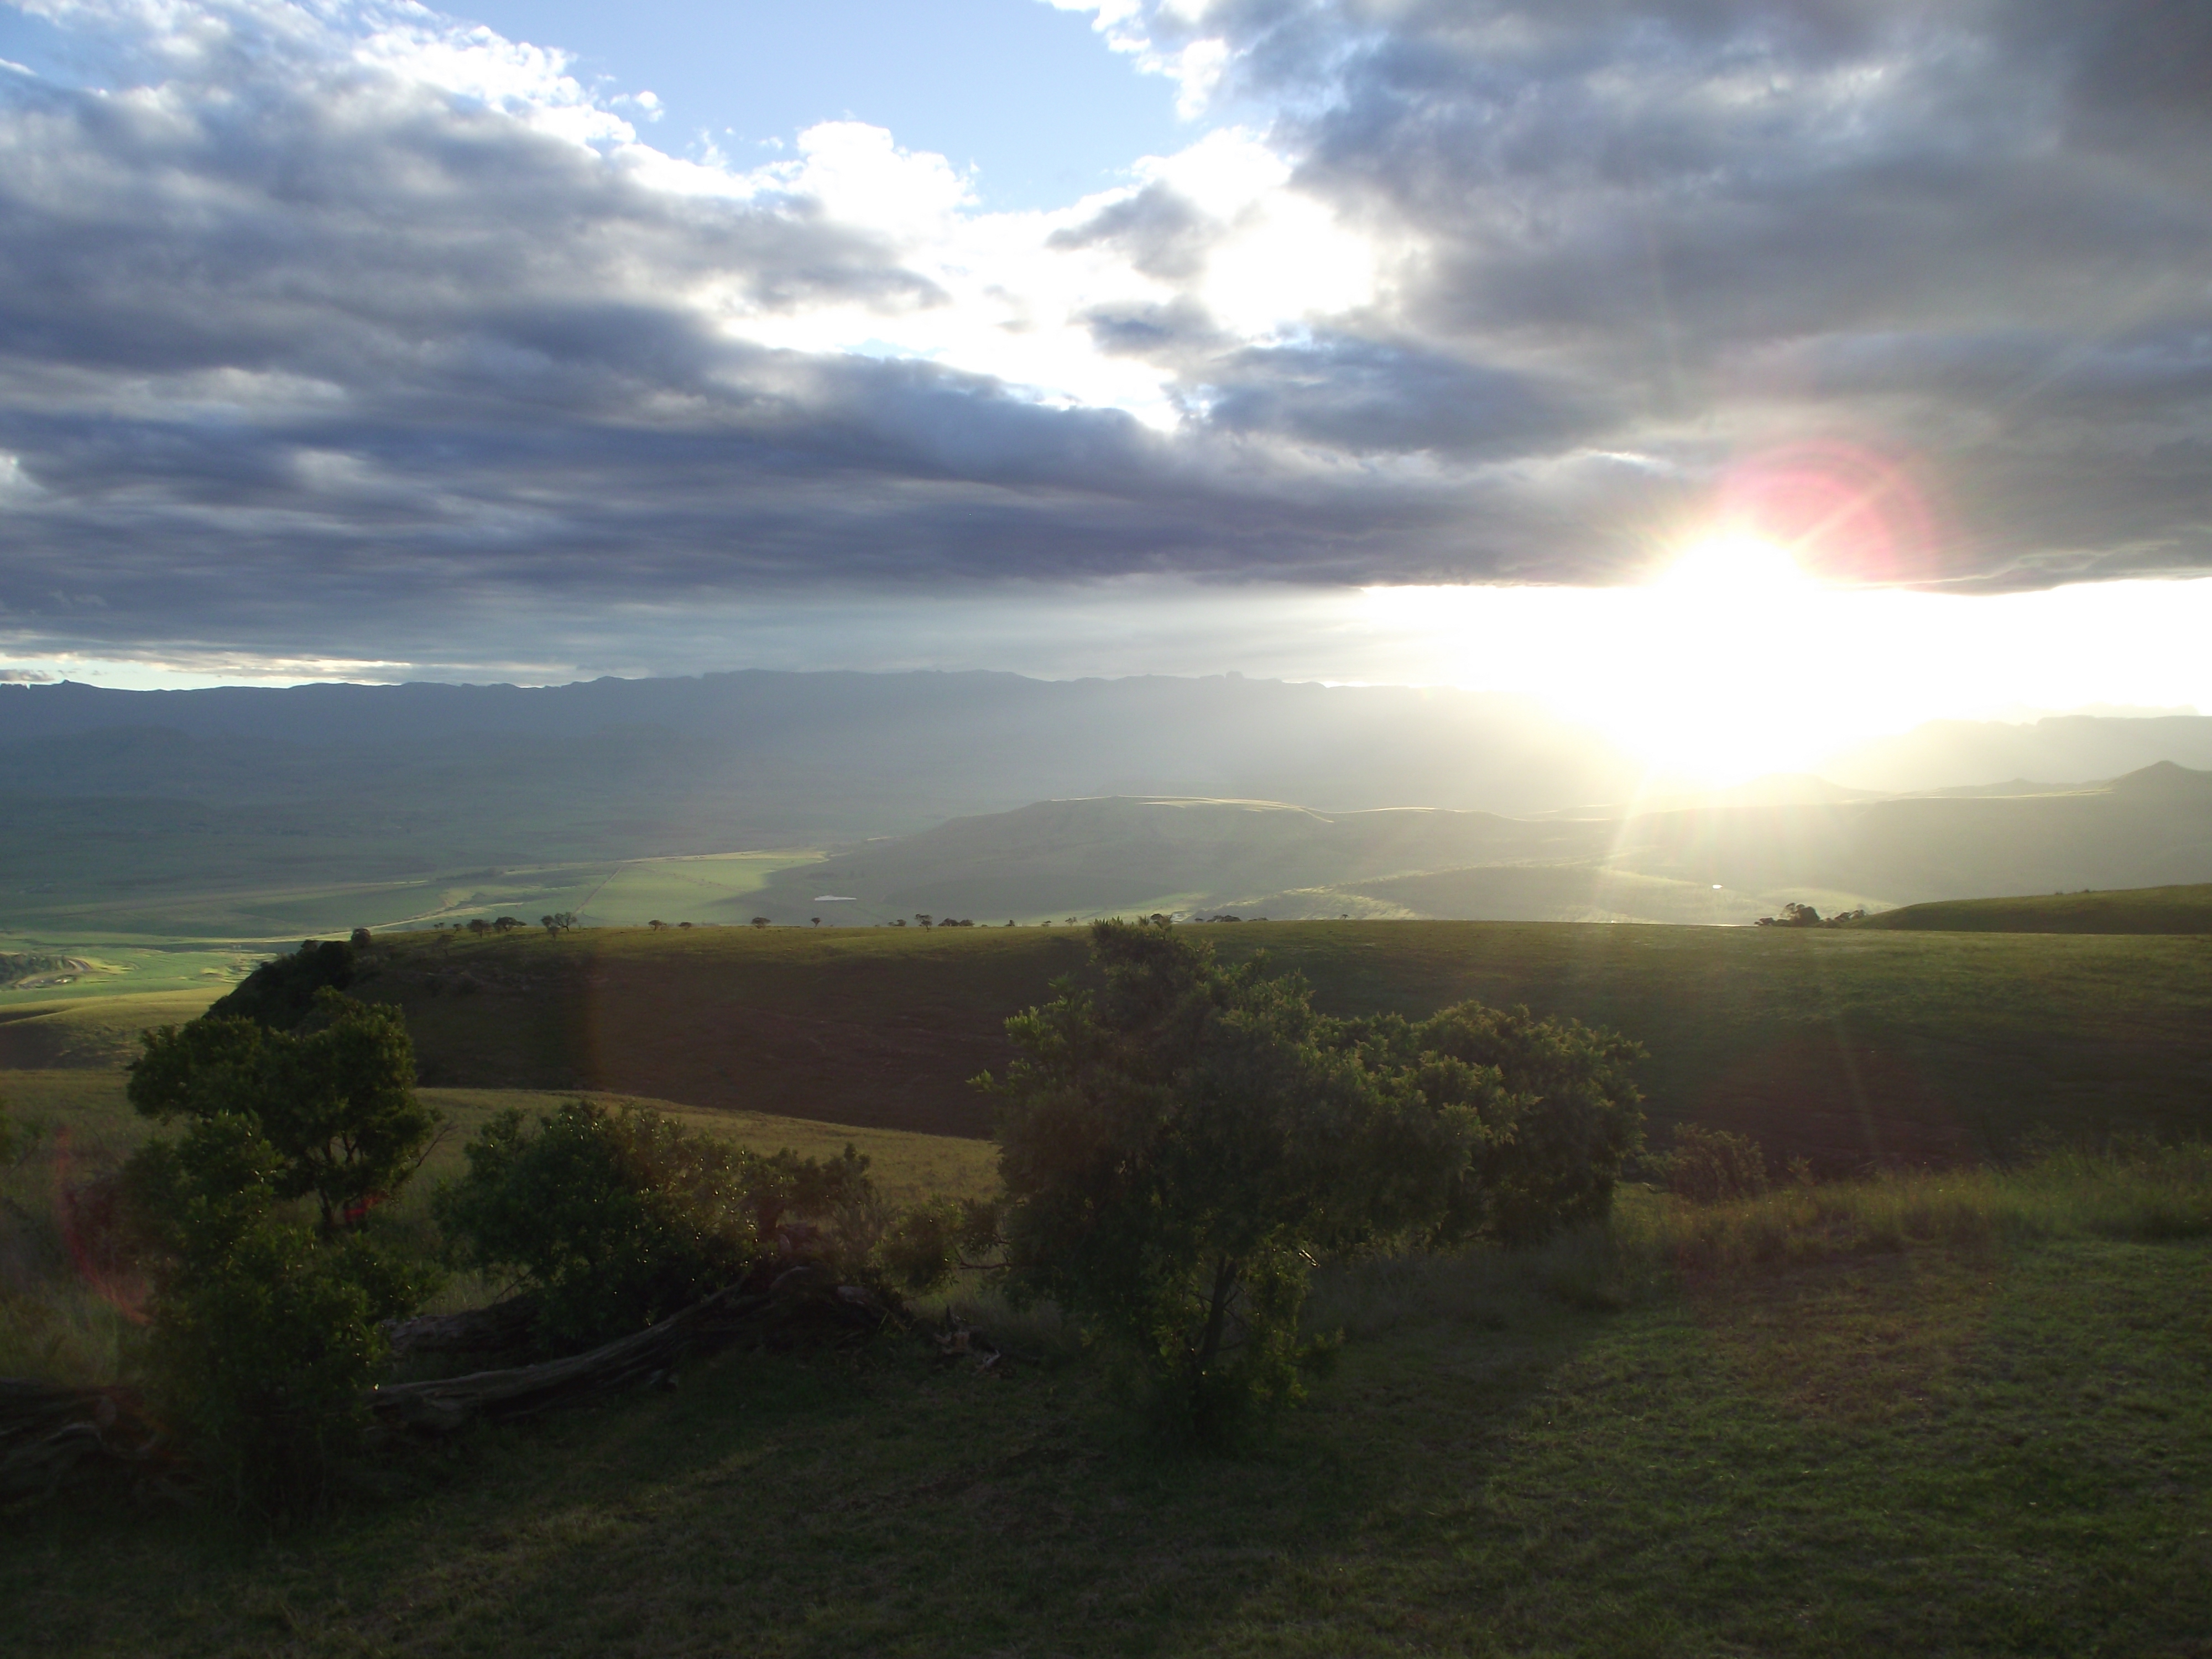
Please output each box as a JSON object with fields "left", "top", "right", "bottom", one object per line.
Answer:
{"left": 4, "top": 673, "right": 2209, "bottom": 926}
{"left": 752, "top": 766, "right": 2212, "bottom": 925}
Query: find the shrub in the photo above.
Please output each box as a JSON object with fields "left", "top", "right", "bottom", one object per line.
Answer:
{"left": 128, "top": 1113, "right": 435, "bottom": 1519}
{"left": 1651, "top": 1124, "right": 1770, "bottom": 1203}
{"left": 1349, "top": 1001, "right": 1646, "bottom": 1246}
{"left": 985, "top": 923, "right": 1473, "bottom": 1446}
{"left": 880, "top": 1196, "right": 1001, "bottom": 1293}
{"left": 434, "top": 1102, "right": 881, "bottom": 1353}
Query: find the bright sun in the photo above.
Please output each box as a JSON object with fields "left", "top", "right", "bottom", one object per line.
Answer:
{"left": 1654, "top": 534, "right": 1815, "bottom": 612}
{"left": 1615, "top": 535, "right": 1835, "bottom": 784}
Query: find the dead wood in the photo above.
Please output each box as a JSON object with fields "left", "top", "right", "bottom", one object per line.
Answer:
{"left": 369, "top": 1272, "right": 896, "bottom": 1433}
{"left": 0, "top": 1379, "right": 173, "bottom": 1501}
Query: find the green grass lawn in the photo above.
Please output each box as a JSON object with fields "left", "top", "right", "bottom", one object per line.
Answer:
{"left": 4, "top": 1195, "right": 2205, "bottom": 1657}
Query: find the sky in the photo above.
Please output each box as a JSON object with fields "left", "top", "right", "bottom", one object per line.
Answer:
{"left": 1, "top": 0, "right": 2208, "bottom": 779}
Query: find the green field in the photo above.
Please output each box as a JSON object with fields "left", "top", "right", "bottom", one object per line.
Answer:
{"left": 294, "top": 921, "right": 2212, "bottom": 1169}
{"left": 0, "top": 851, "right": 823, "bottom": 958}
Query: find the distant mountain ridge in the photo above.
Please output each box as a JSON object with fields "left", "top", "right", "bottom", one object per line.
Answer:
{"left": 5, "top": 671, "right": 2211, "bottom": 934}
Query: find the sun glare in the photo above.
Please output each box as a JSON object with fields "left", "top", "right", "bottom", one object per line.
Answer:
{"left": 1601, "top": 535, "right": 1833, "bottom": 784}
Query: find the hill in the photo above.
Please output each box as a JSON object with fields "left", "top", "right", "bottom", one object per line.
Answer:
{"left": 315, "top": 923, "right": 2212, "bottom": 1171}
{"left": 748, "top": 764, "right": 2212, "bottom": 925}
{"left": 1855, "top": 883, "right": 2212, "bottom": 935}
{"left": 7, "top": 673, "right": 2211, "bottom": 941}
{"left": 1823, "top": 712, "right": 2212, "bottom": 794}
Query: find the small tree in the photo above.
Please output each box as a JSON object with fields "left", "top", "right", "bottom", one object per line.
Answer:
{"left": 130, "top": 1113, "right": 434, "bottom": 1519}
{"left": 130, "top": 990, "right": 440, "bottom": 1232}
{"left": 984, "top": 923, "right": 1472, "bottom": 1444}
{"left": 915, "top": 914, "right": 934, "bottom": 930}
{"left": 749, "top": 916, "right": 771, "bottom": 929}
{"left": 540, "top": 911, "right": 580, "bottom": 936}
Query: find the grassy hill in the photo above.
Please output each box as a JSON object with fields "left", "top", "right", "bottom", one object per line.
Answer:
{"left": 747, "top": 765, "right": 2212, "bottom": 927}
{"left": 311, "top": 922, "right": 2212, "bottom": 1170}
{"left": 1856, "top": 883, "right": 2212, "bottom": 935}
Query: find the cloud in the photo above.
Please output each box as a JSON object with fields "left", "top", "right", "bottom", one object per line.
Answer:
{"left": 0, "top": 0, "right": 2205, "bottom": 672}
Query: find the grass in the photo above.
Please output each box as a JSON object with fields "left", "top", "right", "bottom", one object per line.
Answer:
{"left": 337, "top": 920, "right": 2212, "bottom": 1167}
{"left": 4, "top": 1154, "right": 2208, "bottom": 1656}
{"left": 0, "top": 990, "right": 228, "bottom": 1069}
{"left": 1856, "top": 882, "right": 2212, "bottom": 934}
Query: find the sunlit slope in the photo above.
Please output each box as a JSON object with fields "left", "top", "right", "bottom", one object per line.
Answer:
{"left": 748, "top": 765, "right": 2212, "bottom": 924}
{"left": 352, "top": 924, "right": 2212, "bottom": 1169}
{"left": 755, "top": 796, "right": 1615, "bottom": 923}
{"left": 0, "top": 989, "right": 223, "bottom": 1069}
{"left": 1854, "top": 884, "right": 2212, "bottom": 935}
{"left": 0, "top": 1071, "right": 996, "bottom": 1208}
{"left": 1606, "top": 763, "right": 2212, "bottom": 903}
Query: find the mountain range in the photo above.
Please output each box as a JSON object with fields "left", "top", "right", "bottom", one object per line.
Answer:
{"left": 4, "top": 672, "right": 2209, "bottom": 931}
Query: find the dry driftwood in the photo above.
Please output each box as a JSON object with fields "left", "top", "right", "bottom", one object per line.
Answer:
{"left": 0, "top": 1379, "right": 170, "bottom": 1501}
{"left": 369, "top": 1269, "right": 895, "bottom": 1433}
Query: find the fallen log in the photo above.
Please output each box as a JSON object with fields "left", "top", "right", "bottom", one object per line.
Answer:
{"left": 369, "top": 1272, "right": 895, "bottom": 1433}
{"left": 0, "top": 1379, "right": 171, "bottom": 1501}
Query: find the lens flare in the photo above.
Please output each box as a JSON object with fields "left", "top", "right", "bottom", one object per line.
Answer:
{"left": 1709, "top": 441, "right": 1939, "bottom": 584}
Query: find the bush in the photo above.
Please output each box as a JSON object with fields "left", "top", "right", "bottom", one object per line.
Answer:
{"left": 985, "top": 923, "right": 1475, "bottom": 1446}
{"left": 434, "top": 1102, "right": 880, "bottom": 1353}
{"left": 879, "top": 1196, "right": 1001, "bottom": 1293}
{"left": 129, "top": 1113, "right": 435, "bottom": 1519}
{"left": 1650, "top": 1123, "right": 1770, "bottom": 1203}
{"left": 1349, "top": 1001, "right": 1647, "bottom": 1246}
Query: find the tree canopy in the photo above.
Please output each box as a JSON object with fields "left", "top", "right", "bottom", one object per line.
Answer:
{"left": 129, "top": 989, "right": 439, "bottom": 1232}
{"left": 983, "top": 921, "right": 1642, "bottom": 1442}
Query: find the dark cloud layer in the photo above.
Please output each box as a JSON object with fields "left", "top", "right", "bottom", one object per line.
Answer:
{"left": 0, "top": 0, "right": 2207, "bottom": 666}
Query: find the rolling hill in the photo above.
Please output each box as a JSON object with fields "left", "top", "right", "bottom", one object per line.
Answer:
{"left": 7, "top": 672, "right": 2211, "bottom": 941}
{"left": 307, "top": 922, "right": 2212, "bottom": 1171}
{"left": 750, "top": 764, "right": 2212, "bottom": 925}
{"left": 1854, "top": 883, "right": 2212, "bottom": 934}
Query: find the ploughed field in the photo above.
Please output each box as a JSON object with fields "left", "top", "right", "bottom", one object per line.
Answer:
{"left": 338, "top": 921, "right": 2212, "bottom": 1171}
